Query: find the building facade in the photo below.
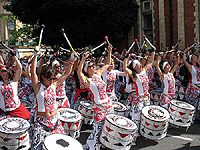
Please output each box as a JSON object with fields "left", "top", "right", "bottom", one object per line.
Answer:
{"left": 135, "top": 0, "right": 200, "bottom": 51}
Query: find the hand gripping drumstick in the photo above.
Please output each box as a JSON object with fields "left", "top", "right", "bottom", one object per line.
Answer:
{"left": 90, "top": 41, "right": 107, "bottom": 53}
{"left": 61, "top": 28, "right": 76, "bottom": 55}
{"left": 105, "top": 36, "right": 112, "bottom": 46}
{"left": 38, "top": 24, "right": 45, "bottom": 46}
{"left": 143, "top": 34, "right": 156, "bottom": 51}
{"left": 104, "top": 48, "right": 123, "bottom": 63}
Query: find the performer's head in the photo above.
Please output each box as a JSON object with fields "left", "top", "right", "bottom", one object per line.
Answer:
{"left": 52, "top": 60, "right": 61, "bottom": 74}
{"left": 0, "top": 65, "right": 13, "bottom": 81}
{"left": 188, "top": 54, "right": 199, "bottom": 65}
{"left": 83, "top": 61, "right": 96, "bottom": 78}
{"left": 40, "top": 66, "right": 56, "bottom": 87}
{"left": 162, "top": 62, "right": 171, "bottom": 74}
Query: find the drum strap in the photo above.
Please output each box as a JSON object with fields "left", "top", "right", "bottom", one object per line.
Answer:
{"left": 37, "top": 120, "right": 59, "bottom": 132}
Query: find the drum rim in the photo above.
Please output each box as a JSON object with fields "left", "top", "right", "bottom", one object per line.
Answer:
{"left": 79, "top": 100, "right": 93, "bottom": 110}
{"left": 0, "top": 117, "right": 30, "bottom": 134}
{"left": 106, "top": 114, "right": 137, "bottom": 131}
{"left": 170, "top": 100, "right": 195, "bottom": 110}
{"left": 142, "top": 105, "right": 170, "bottom": 122}
{"left": 58, "top": 108, "right": 83, "bottom": 122}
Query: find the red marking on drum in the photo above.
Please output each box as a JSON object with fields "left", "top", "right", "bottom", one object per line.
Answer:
{"left": 145, "top": 122, "right": 150, "bottom": 126}
{"left": 131, "top": 133, "right": 135, "bottom": 137}
{"left": 85, "top": 109, "right": 89, "bottom": 113}
{"left": 142, "top": 118, "right": 144, "bottom": 121}
{"left": 170, "top": 107, "right": 176, "bottom": 112}
{"left": 0, "top": 136, "right": 12, "bottom": 142}
{"left": 75, "top": 122, "right": 80, "bottom": 129}
{"left": 154, "top": 125, "right": 159, "bottom": 128}
{"left": 106, "top": 126, "right": 114, "bottom": 132}
{"left": 118, "top": 132, "right": 129, "bottom": 138}
{"left": 162, "top": 124, "right": 166, "bottom": 127}
{"left": 80, "top": 106, "right": 83, "bottom": 110}
{"left": 16, "top": 134, "right": 27, "bottom": 140}
{"left": 68, "top": 123, "right": 72, "bottom": 129}
{"left": 189, "top": 113, "right": 194, "bottom": 116}
{"left": 178, "top": 111, "right": 186, "bottom": 116}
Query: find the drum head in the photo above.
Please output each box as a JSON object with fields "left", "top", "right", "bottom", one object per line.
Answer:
{"left": 106, "top": 114, "right": 137, "bottom": 131}
{"left": 0, "top": 117, "right": 30, "bottom": 134}
{"left": 58, "top": 108, "right": 82, "bottom": 122}
{"left": 80, "top": 101, "right": 92, "bottom": 110}
{"left": 44, "top": 134, "right": 83, "bottom": 150}
{"left": 142, "top": 105, "right": 170, "bottom": 122}
{"left": 112, "top": 101, "right": 126, "bottom": 111}
{"left": 170, "top": 100, "right": 195, "bottom": 110}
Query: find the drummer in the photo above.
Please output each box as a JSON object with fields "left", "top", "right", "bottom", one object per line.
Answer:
{"left": 155, "top": 54, "right": 180, "bottom": 109}
{"left": 183, "top": 49, "right": 200, "bottom": 122}
{"left": 30, "top": 46, "right": 76, "bottom": 149}
{"left": 123, "top": 49, "right": 155, "bottom": 143}
{"left": 0, "top": 51, "right": 31, "bottom": 121}
{"left": 77, "top": 45, "right": 113, "bottom": 150}
{"left": 52, "top": 59, "right": 70, "bottom": 108}
{"left": 102, "top": 58, "right": 127, "bottom": 101}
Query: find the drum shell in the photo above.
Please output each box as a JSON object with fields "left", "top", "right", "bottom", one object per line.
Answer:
{"left": 140, "top": 105, "right": 170, "bottom": 140}
{"left": 168, "top": 100, "right": 195, "bottom": 127}
{"left": 100, "top": 114, "right": 137, "bottom": 150}
{"left": 0, "top": 118, "right": 30, "bottom": 150}
{"left": 77, "top": 101, "right": 94, "bottom": 125}
{"left": 113, "top": 101, "right": 127, "bottom": 116}
{"left": 58, "top": 108, "right": 83, "bottom": 138}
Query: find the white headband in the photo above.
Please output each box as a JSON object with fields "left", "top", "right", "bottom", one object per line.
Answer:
{"left": 162, "top": 62, "right": 168, "bottom": 70}
{"left": 84, "top": 61, "right": 90, "bottom": 73}
{"left": 132, "top": 60, "right": 139, "bottom": 69}
{"left": 189, "top": 54, "right": 193, "bottom": 63}
{"left": 52, "top": 60, "right": 59, "bottom": 67}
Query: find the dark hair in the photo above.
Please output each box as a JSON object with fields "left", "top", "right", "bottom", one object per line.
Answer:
{"left": 128, "top": 61, "right": 137, "bottom": 84}
{"left": 187, "top": 53, "right": 199, "bottom": 67}
{"left": 40, "top": 66, "right": 55, "bottom": 82}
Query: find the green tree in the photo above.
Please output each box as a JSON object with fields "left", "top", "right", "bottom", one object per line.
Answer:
{"left": 4, "top": 0, "right": 138, "bottom": 48}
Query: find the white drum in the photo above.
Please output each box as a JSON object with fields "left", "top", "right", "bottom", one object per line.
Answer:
{"left": 0, "top": 117, "right": 30, "bottom": 150}
{"left": 58, "top": 108, "right": 83, "bottom": 138}
{"left": 77, "top": 100, "right": 94, "bottom": 125}
{"left": 100, "top": 114, "right": 137, "bottom": 150}
{"left": 112, "top": 101, "right": 127, "bottom": 116}
{"left": 44, "top": 134, "right": 83, "bottom": 150}
{"left": 150, "top": 90, "right": 162, "bottom": 106}
{"left": 140, "top": 105, "right": 170, "bottom": 140}
{"left": 176, "top": 86, "right": 187, "bottom": 101}
{"left": 168, "top": 100, "right": 195, "bottom": 127}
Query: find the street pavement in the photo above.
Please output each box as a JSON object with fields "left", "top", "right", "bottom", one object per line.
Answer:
{"left": 77, "top": 120, "right": 200, "bottom": 150}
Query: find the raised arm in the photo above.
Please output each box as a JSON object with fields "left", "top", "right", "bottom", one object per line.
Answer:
{"left": 144, "top": 51, "right": 155, "bottom": 71}
{"left": 96, "top": 45, "right": 112, "bottom": 76}
{"left": 12, "top": 56, "right": 22, "bottom": 82}
{"left": 155, "top": 55, "right": 164, "bottom": 81}
{"left": 183, "top": 49, "right": 192, "bottom": 72}
{"left": 171, "top": 55, "right": 180, "bottom": 74}
{"left": 77, "top": 52, "right": 90, "bottom": 88}
{"left": 54, "top": 54, "right": 75, "bottom": 88}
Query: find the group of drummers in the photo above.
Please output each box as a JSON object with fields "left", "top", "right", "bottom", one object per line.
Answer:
{"left": 0, "top": 42, "right": 199, "bottom": 150}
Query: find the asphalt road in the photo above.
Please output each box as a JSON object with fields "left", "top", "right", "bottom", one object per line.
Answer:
{"left": 77, "top": 120, "right": 200, "bottom": 150}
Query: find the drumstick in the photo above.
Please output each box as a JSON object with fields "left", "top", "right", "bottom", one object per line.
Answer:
{"left": 59, "top": 47, "right": 71, "bottom": 52}
{"left": 90, "top": 41, "right": 107, "bottom": 53}
{"left": 38, "top": 24, "right": 45, "bottom": 46}
{"left": 172, "top": 39, "right": 182, "bottom": 49}
{"left": 1, "top": 42, "right": 11, "bottom": 53}
{"left": 126, "top": 40, "right": 136, "bottom": 54}
{"left": 143, "top": 34, "right": 156, "bottom": 51}
{"left": 105, "top": 36, "right": 112, "bottom": 46}
{"left": 61, "top": 28, "right": 76, "bottom": 55}
{"left": 135, "top": 38, "right": 140, "bottom": 50}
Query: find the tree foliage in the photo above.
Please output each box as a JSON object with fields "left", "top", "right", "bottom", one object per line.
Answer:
{"left": 4, "top": 0, "right": 138, "bottom": 48}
